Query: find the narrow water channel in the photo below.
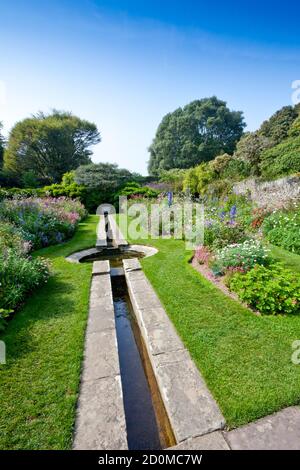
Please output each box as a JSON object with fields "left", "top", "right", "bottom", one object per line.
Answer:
{"left": 91, "top": 214, "right": 175, "bottom": 449}
{"left": 111, "top": 275, "right": 163, "bottom": 450}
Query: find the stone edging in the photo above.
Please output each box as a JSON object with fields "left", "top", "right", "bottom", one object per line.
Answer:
{"left": 123, "top": 258, "right": 225, "bottom": 445}
{"left": 73, "top": 260, "right": 128, "bottom": 450}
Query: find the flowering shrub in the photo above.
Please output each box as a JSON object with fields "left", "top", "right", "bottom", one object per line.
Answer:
{"left": 203, "top": 196, "right": 251, "bottom": 249}
{"left": 250, "top": 207, "right": 271, "bottom": 229}
{"left": 0, "top": 249, "right": 50, "bottom": 328}
{"left": 0, "top": 197, "right": 87, "bottom": 249}
{"left": 215, "top": 240, "right": 270, "bottom": 273}
{"left": 228, "top": 264, "right": 300, "bottom": 315}
{"left": 0, "top": 222, "right": 32, "bottom": 254}
{"left": 195, "top": 246, "right": 211, "bottom": 265}
{"left": 204, "top": 219, "right": 247, "bottom": 249}
{"left": 0, "top": 196, "right": 85, "bottom": 329}
{"left": 262, "top": 207, "right": 300, "bottom": 254}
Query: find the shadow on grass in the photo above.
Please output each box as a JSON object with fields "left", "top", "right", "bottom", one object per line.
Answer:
{"left": 0, "top": 273, "right": 79, "bottom": 363}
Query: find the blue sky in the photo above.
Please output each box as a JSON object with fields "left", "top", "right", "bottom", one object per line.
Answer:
{"left": 0, "top": 0, "right": 300, "bottom": 174}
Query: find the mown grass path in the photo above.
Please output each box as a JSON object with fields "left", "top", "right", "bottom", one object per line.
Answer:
{"left": 0, "top": 215, "right": 98, "bottom": 449}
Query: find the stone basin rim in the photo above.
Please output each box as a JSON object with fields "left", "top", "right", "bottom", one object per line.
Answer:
{"left": 65, "top": 244, "right": 158, "bottom": 263}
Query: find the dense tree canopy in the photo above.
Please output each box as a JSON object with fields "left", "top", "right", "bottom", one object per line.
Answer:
{"left": 4, "top": 111, "right": 101, "bottom": 184}
{"left": 74, "top": 162, "right": 142, "bottom": 210}
{"left": 232, "top": 104, "right": 300, "bottom": 176}
{"left": 148, "top": 97, "right": 245, "bottom": 175}
{"left": 74, "top": 162, "right": 137, "bottom": 190}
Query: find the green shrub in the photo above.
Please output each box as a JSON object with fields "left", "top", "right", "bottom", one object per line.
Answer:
{"left": 260, "top": 135, "right": 300, "bottom": 179}
{"left": 204, "top": 221, "right": 247, "bottom": 249}
{"left": 228, "top": 264, "right": 300, "bottom": 315}
{"left": 0, "top": 221, "right": 32, "bottom": 254}
{"left": 0, "top": 187, "right": 42, "bottom": 201}
{"left": 262, "top": 208, "right": 300, "bottom": 254}
{"left": 43, "top": 182, "right": 86, "bottom": 201}
{"left": 116, "top": 182, "right": 159, "bottom": 199}
{"left": 289, "top": 117, "right": 300, "bottom": 137}
{"left": 215, "top": 239, "right": 270, "bottom": 273}
{"left": 0, "top": 249, "right": 49, "bottom": 311}
{"left": 183, "top": 163, "right": 215, "bottom": 195}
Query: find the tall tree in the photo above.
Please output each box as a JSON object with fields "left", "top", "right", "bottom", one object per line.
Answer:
{"left": 4, "top": 110, "right": 101, "bottom": 183}
{"left": 148, "top": 97, "right": 245, "bottom": 175}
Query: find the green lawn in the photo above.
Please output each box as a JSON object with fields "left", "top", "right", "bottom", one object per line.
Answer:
{"left": 270, "top": 243, "right": 300, "bottom": 274}
{"left": 0, "top": 215, "right": 98, "bottom": 450}
{"left": 120, "top": 216, "right": 300, "bottom": 428}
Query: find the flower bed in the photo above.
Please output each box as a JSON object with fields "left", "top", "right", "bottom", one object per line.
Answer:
{"left": 227, "top": 264, "right": 300, "bottom": 315}
{"left": 0, "top": 196, "right": 87, "bottom": 329}
{"left": 262, "top": 205, "right": 300, "bottom": 254}
{"left": 196, "top": 194, "right": 300, "bottom": 315}
{"left": 0, "top": 197, "right": 86, "bottom": 249}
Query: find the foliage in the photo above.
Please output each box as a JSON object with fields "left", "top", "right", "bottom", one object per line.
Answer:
{"left": 250, "top": 207, "right": 271, "bottom": 229}
{"left": 43, "top": 182, "right": 86, "bottom": 201}
{"left": 0, "top": 249, "right": 49, "bottom": 312}
{"left": 259, "top": 106, "right": 298, "bottom": 144}
{"left": 215, "top": 240, "right": 270, "bottom": 273}
{"left": 4, "top": 110, "right": 100, "bottom": 184}
{"left": 204, "top": 220, "right": 247, "bottom": 250}
{"left": 0, "top": 221, "right": 32, "bottom": 254}
{"left": 158, "top": 168, "right": 186, "bottom": 191}
{"left": 289, "top": 117, "right": 300, "bottom": 137}
{"left": 74, "top": 162, "right": 142, "bottom": 211}
{"left": 0, "top": 197, "right": 86, "bottom": 249}
{"left": 259, "top": 135, "right": 300, "bottom": 179}
{"left": 116, "top": 181, "right": 159, "bottom": 199}
{"left": 203, "top": 194, "right": 252, "bottom": 249}
{"left": 233, "top": 131, "right": 271, "bottom": 174}
{"left": 195, "top": 245, "right": 211, "bottom": 265}
{"left": 122, "top": 216, "right": 300, "bottom": 427}
{"left": 75, "top": 162, "right": 135, "bottom": 190}
{"left": 0, "top": 187, "right": 42, "bottom": 201}
{"left": 183, "top": 163, "right": 215, "bottom": 195}
{"left": 228, "top": 264, "right": 300, "bottom": 315}
{"left": 262, "top": 207, "right": 300, "bottom": 254}
{"left": 148, "top": 96, "right": 245, "bottom": 175}
{"left": 0, "top": 216, "right": 98, "bottom": 449}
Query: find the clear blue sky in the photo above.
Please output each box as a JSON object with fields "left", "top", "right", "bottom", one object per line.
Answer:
{"left": 1, "top": 0, "right": 300, "bottom": 174}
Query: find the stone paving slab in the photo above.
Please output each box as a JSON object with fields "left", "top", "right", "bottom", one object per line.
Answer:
{"left": 153, "top": 350, "right": 225, "bottom": 443}
{"left": 123, "top": 258, "right": 142, "bottom": 271}
{"left": 130, "top": 289, "right": 163, "bottom": 311}
{"left": 86, "top": 305, "right": 116, "bottom": 333}
{"left": 90, "top": 277, "right": 113, "bottom": 299}
{"left": 92, "top": 260, "right": 110, "bottom": 275}
{"left": 142, "top": 322, "right": 185, "bottom": 356}
{"left": 73, "top": 375, "right": 127, "bottom": 450}
{"left": 225, "top": 406, "right": 300, "bottom": 450}
{"left": 81, "top": 329, "right": 120, "bottom": 382}
{"left": 170, "top": 431, "right": 229, "bottom": 450}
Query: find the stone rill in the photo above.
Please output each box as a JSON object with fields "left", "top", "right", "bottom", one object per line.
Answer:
{"left": 123, "top": 258, "right": 226, "bottom": 445}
